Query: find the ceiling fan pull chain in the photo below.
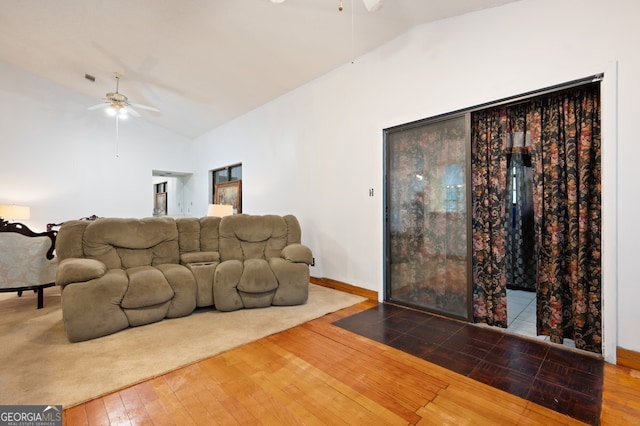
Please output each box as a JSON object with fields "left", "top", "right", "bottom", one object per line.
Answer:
{"left": 115, "top": 114, "right": 120, "bottom": 157}
{"left": 351, "top": 0, "right": 355, "bottom": 63}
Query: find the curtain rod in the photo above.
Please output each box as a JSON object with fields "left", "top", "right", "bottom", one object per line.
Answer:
{"left": 385, "top": 74, "right": 603, "bottom": 133}
{"left": 469, "top": 74, "right": 603, "bottom": 112}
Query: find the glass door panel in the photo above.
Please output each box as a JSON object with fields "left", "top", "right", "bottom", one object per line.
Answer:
{"left": 385, "top": 115, "right": 470, "bottom": 320}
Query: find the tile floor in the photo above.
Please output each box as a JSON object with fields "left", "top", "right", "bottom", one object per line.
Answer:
{"left": 507, "top": 289, "right": 576, "bottom": 349}
{"left": 333, "top": 303, "right": 603, "bottom": 425}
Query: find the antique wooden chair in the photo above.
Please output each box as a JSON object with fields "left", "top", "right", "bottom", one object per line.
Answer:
{"left": 0, "top": 219, "right": 57, "bottom": 308}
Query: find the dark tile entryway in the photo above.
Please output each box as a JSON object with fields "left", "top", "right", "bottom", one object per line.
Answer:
{"left": 333, "top": 303, "right": 603, "bottom": 425}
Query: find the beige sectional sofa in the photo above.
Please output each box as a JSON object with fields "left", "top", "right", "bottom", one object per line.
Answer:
{"left": 55, "top": 214, "right": 313, "bottom": 342}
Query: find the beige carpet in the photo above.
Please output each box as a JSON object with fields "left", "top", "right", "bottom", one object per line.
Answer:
{"left": 0, "top": 284, "right": 365, "bottom": 408}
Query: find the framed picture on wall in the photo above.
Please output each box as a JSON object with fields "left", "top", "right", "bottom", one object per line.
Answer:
{"left": 154, "top": 192, "right": 167, "bottom": 216}
{"left": 214, "top": 180, "right": 242, "bottom": 214}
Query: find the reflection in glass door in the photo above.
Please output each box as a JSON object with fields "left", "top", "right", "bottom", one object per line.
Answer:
{"left": 384, "top": 115, "right": 471, "bottom": 320}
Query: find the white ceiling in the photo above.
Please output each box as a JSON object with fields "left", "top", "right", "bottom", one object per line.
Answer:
{"left": 0, "top": 0, "right": 521, "bottom": 139}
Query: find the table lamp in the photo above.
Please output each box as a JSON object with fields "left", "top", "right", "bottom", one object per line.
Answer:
{"left": 0, "top": 204, "right": 31, "bottom": 224}
{"left": 207, "top": 204, "right": 234, "bottom": 217}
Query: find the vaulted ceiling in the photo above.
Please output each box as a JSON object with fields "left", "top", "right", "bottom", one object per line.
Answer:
{"left": 0, "top": 0, "right": 521, "bottom": 138}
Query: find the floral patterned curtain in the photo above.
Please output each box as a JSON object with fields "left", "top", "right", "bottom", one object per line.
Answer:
{"left": 472, "top": 84, "right": 602, "bottom": 353}
{"left": 471, "top": 108, "right": 509, "bottom": 327}
{"left": 529, "top": 84, "right": 602, "bottom": 353}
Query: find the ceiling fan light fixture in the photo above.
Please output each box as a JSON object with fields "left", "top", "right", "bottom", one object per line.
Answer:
{"left": 106, "top": 106, "right": 117, "bottom": 116}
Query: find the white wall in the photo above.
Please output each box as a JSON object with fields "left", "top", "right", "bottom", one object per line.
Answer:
{"left": 0, "top": 61, "right": 194, "bottom": 231}
{"left": 192, "top": 0, "right": 640, "bottom": 357}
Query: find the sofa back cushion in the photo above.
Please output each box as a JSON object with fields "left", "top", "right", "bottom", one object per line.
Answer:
{"left": 176, "top": 216, "right": 221, "bottom": 254}
{"left": 283, "top": 215, "right": 302, "bottom": 245}
{"left": 56, "top": 220, "right": 91, "bottom": 261}
{"left": 82, "top": 217, "right": 179, "bottom": 269}
{"left": 219, "top": 215, "right": 289, "bottom": 261}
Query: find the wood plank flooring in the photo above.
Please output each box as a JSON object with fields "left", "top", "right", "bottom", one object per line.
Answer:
{"left": 63, "top": 300, "right": 640, "bottom": 425}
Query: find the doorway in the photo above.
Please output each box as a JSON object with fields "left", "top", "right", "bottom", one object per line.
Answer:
{"left": 151, "top": 170, "right": 194, "bottom": 217}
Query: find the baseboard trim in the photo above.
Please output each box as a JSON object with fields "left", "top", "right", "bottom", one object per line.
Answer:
{"left": 311, "top": 277, "right": 378, "bottom": 301}
{"left": 617, "top": 347, "right": 640, "bottom": 370}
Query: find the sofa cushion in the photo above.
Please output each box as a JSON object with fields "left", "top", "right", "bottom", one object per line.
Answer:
{"left": 200, "top": 217, "right": 221, "bottom": 252}
{"left": 61, "top": 269, "right": 130, "bottom": 342}
{"left": 270, "top": 258, "right": 310, "bottom": 305}
{"left": 281, "top": 244, "right": 313, "bottom": 264}
{"left": 121, "top": 266, "right": 174, "bottom": 309}
{"left": 55, "top": 220, "right": 91, "bottom": 260}
{"left": 123, "top": 302, "right": 171, "bottom": 327}
{"left": 156, "top": 263, "right": 197, "bottom": 317}
{"left": 83, "top": 217, "right": 179, "bottom": 269}
{"left": 283, "top": 214, "right": 303, "bottom": 245}
{"left": 219, "top": 215, "right": 288, "bottom": 261}
{"left": 184, "top": 262, "right": 217, "bottom": 307}
{"left": 176, "top": 217, "right": 201, "bottom": 253}
{"left": 57, "top": 258, "right": 107, "bottom": 287}
{"left": 237, "top": 258, "right": 278, "bottom": 294}
{"left": 180, "top": 251, "right": 219, "bottom": 264}
{"left": 117, "top": 248, "right": 153, "bottom": 269}
{"left": 177, "top": 216, "right": 221, "bottom": 254}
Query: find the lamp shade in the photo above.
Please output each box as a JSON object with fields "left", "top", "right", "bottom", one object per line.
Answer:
{"left": 207, "top": 204, "right": 234, "bottom": 217}
{"left": 0, "top": 204, "right": 31, "bottom": 220}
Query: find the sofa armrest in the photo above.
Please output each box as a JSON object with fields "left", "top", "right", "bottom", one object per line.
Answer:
{"left": 56, "top": 258, "right": 107, "bottom": 288}
{"left": 281, "top": 244, "right": 313, "bottom": 264}
{"left": 180, "top": 251, "right": 220, "bottom": 265}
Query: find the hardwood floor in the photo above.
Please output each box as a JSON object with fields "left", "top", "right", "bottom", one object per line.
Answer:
{"left": 63, "top": 300, "right": 640, "bottom": 425}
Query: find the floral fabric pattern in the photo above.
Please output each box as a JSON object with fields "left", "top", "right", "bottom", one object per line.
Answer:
{"left": 471, "top": 84, "right": 601, "bottom": 353}
{"left": 471, "top": 108, "right": 509, "bottom": 327}
{"left": 387, "top": 116, "right": 469, "bottom": 319}
{"left": 529, "top": 85, "right": 602, "bottom": 353}
{"left": 0, "top": 233, "right": 57, "bottom": 288}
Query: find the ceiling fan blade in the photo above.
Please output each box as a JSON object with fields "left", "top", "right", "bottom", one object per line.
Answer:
{"left": 125, "top": 106, "right": 142, "bottom": 118}
{"left": 129, "top": 101, "right": 160, "bottom": 113}
{"left": 88, "top": 102, "right": 108, "bottom": 111}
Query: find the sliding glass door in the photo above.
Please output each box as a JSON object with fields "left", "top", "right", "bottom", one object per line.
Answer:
{"left": 384, "top": 114, "right": 471, "bottom": 320}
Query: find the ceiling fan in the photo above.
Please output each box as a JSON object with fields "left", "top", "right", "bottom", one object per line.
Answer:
{"left": 89, "top": 73, "right": 160, "bottom": 154}
{"left": 88, "top": 72, "right": 160, "bottom": 120}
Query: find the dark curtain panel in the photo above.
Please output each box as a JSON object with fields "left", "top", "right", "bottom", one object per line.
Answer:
{"left": 529, "top": 85, "right": 602, "bottom": 353}
{"left": 471, "top": 108, "right": 509, "bottom": 327}
{"left": 505, "top": 106, "right": 537, "bottom": 291}
{"left": 471, "top": 83, "right": 601, "bottom": 353}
